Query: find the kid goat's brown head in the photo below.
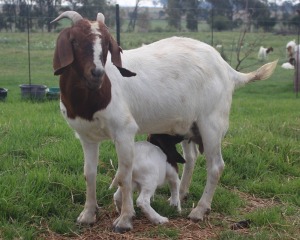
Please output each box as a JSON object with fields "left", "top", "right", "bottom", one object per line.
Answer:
{"left": 52, "top": 11, "right": 136, "bottom": 89}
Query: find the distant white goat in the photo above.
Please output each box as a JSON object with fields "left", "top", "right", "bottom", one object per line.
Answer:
{"left": 258, "top": 46, "right": 273, "bottom": 60}
{"left": 110, "top": 141, "right": 181, "bottom": 225}
{"left": 286, "top": 40, "right": 297, "bottom": 59}
{"left": 281, "top": 57, "right": 295, "bottom": 70}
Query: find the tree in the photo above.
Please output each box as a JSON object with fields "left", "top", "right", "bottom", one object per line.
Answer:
{"left": 166, "top": 0, "right": 182, "bottom": 30}
{"left": 206, "top": 0, "right": 233, "bottom": 31}
{"left": 16, "top": 1, "right": 29, "bottom": 32}
{"left": 210, "top": 15, "right": 232, "bottom": 31}
{"left": 33, "top": 0, "right": 59, "bottom": 32}
{"left": 77, "top": 0, "right": 107, "bottom": 19}
{"left": 127, "top": 0, "right": 141, "bottom": 32}
{"left": 232, "top": 0, "right": 272, "bottom": 31}
{"left": 206, "top": 0, "right": 233, "bottom": 19}
{"left": 234, "top": 0, "right": 264, "bottom": 71}
{"left": 137, "top": 9, "right": 151, "bottom": 32}
{"left": 2, "top": 3, "right": 16, "bottom": 32}
{"left": 289, "top": 14, "right": 300, "bottom": 31}
{"left": 186, "top": 0, "right": 198, "bottom": 31}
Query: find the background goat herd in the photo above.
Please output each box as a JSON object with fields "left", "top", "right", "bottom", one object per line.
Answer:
{"left": 0, "top": 11, "right": 299, "bottom": 240}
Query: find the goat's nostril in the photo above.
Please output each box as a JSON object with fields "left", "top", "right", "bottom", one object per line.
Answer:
{"left": 91, "top": 68, "right": 104, "bottom": 78}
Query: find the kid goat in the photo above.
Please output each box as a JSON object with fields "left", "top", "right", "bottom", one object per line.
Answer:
{"left": 110, "top": 141, "right": 181, "bottom": 225}
{"left": 51, "top": 11, "right": 277, "bottom": 233}
{"left": 257, "top": 46, "right": 273, "bottom": 61}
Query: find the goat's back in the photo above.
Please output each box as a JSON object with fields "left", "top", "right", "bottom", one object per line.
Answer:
{"left": 102, "top": 37, "right": 276, "bottom": 136}
{"left": 105, "top": 37, "right": 233, "bottom": 134}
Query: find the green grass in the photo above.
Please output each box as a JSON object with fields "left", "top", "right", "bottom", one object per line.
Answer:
{"left": 0, "top": 30, "right": 299, "bottom": 239}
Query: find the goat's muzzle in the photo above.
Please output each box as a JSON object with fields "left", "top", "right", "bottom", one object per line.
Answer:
{"left": 85, "top": 67, "right": 105, "bottom": 90}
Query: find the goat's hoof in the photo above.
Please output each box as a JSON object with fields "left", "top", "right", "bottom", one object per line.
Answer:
{"left": 112, "top": 214, "right": 134, "bottom": 233}
{"left": 113, "top": 224, "right": 132, "bottom": 233}
{"left": 113, "top": 220, "right": 132, "bottom": 234}
{"left": 188, "top": 207, "right": 210, "bottom": 222}
{"left": 154, "top": 216, "right": 169, "bottom": 225}
{"left": 179, "top": 192, "right": 189, "bottom": 201}
{"left": 169, "top": 202, "right": 181, "bottom": 213}
{"left": 77, "top": 210, "right": 97, "bottom": 225}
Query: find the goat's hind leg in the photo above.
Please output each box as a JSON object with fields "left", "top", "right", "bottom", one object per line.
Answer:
{"left": 188, "top": 125, "right": 225, "bottom": 222}
{"left": 77, "top": 140, "right": 100, "bottom": 224}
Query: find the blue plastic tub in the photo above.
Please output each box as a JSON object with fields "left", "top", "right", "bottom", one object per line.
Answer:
{"left": 20, "top": 84, "right": 47, "bottom": 100}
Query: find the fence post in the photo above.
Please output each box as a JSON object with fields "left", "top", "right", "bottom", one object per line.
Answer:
{"left": 27, "top": 4, "right": 31, "bottom": 86}
{"left": 295, "top": 27, "right": 299, "bottom": 97}
{"left": 295, "top": 9, "right": 300, "bottom": 97}
{"left": 116, "top": 4, "right": 120, "bottom": 46}
{"left": 211, "top": 8, "right": 214, "bottom": 47}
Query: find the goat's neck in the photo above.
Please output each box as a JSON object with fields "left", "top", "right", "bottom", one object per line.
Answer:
{"left": 59, "top": 69, "right": 111, "bottom": 120}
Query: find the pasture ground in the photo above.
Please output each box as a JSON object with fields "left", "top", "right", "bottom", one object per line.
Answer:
{"left": 0, "top": 30, "right": 299, "bottom": 239}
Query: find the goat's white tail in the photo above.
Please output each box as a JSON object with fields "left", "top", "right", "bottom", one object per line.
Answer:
{"left": 233, "top": 60, "right": 278, "bottom": 89}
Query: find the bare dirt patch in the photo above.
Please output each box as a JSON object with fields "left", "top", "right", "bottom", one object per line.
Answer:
{"left": 41, "top": 191, "right": 287, "bottom": 240}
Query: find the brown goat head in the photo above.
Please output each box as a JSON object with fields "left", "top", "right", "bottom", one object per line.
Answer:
{"left": 52, "top": 11, "right": 136, "bottom": 88}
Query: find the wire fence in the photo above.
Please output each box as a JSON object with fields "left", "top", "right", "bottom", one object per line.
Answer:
{"left": 0, "top": 4, "right": 300, "bottom": 33}
{"left": 1, "top": 5, "right": 299, "bottom": 92}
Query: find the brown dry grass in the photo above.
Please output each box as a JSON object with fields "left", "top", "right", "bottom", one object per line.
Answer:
{"left": 41, "top": 190, "right": 285, "bottom": 240}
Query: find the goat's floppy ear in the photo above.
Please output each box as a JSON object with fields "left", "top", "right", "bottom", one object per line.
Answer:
{"left": 108, "top": 36, "right": 136, "bottom": 77}
{"left": 53, "top": 28, "right": 73, "bottom": 75}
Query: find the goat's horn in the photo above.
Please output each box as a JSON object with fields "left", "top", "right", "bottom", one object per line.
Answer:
{"left": 51, "top": 11, "right": 83, "bottom": 24}
{"left": 97, "top": 13, "right": 105, "bottom": 23}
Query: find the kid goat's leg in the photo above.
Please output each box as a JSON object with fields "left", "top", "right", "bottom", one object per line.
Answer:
{"left": 179, "top": 141, "right": 199, "bottom": 200}
{"left": 167, "top": 168, "right": 181, "bottom": 212}
{"left": 136, "top": 188, "right": 169, "bottom": 225}
{"left": 77, "top": 140, "right": 99, "bottom": 224}
{"left": 113, "top": 187, "right": 122, "bottom": 214}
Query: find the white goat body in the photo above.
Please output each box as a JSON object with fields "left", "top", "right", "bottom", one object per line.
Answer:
{"left": 52, "top": 11, "right": 278, "bottom": 233}
{"left": 281, "top": 62, "right": 294, "bottom": 69}
{"left": 286, "top": 40, "right": 297, "bottom": 58}
{"left": 258, "top": 46, "right": 273, "bottom": 60}
{"left": 100, "top": 38, "right": 276, "bottom": 137}
{"left": 110, "top": 141, "right": 181, "bottom": 225}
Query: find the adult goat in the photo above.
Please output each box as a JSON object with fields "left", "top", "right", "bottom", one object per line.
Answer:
{"left": 51, "top": 11, "right": 277, "bottom": 233}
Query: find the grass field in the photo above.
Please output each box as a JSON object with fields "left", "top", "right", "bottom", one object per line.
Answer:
{"left": 0, "top": 29, "right": 299, "bottom": 240}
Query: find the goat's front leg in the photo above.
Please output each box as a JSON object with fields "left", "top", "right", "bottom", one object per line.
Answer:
{"left": 77, "top": 140, "right": 99, "bottom": 224}
{"left": 136, "top": 189, "right": 169, "bottom": 225}
{"left": 166, "top": 167, "right": 181, "bottom": 212}
{"left": 112, "top": 134, "right": 136, "bottom": 233}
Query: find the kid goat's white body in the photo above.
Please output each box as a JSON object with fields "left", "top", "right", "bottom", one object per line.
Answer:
{"left": 110, "top": 141, "right": 181, "bottom": 225}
